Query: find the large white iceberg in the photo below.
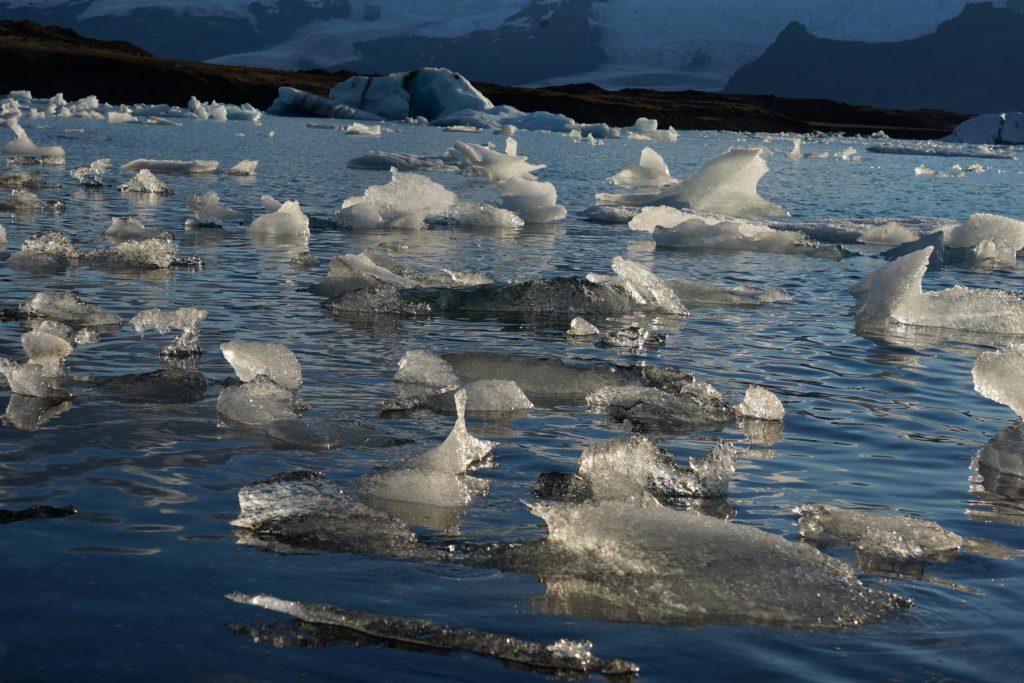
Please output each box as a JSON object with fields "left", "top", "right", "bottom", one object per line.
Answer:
{"left": 946, "top": 112, "right": 1024, "bottom": 145}
{"left": 316, "top": 68, "right": 493, "bottom": 121}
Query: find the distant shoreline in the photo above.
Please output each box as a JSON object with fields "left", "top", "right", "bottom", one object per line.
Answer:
{"left": 0, "top": 20, "right": 968, "bottom": 140}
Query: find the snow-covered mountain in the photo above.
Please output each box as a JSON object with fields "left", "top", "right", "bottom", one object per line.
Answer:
{"left": 0, "top": 0, "right": 979, "bottom": 90}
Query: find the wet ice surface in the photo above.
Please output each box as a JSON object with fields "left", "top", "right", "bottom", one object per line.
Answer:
{"left": 3, "top": 119, "right": 1024, "bottom": 682}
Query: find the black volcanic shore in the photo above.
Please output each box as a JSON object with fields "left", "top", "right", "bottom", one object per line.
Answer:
{"left": 0, "top": 20, "right": 969, "bottom": 139}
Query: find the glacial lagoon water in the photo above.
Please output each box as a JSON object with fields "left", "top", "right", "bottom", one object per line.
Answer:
{"left": 2, "top": 116, "right": 1024, "bottom": 682}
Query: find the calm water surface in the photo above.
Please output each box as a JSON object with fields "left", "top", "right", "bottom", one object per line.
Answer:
{"left": 1, "top": 117, "right": 1023, "bottom": 682}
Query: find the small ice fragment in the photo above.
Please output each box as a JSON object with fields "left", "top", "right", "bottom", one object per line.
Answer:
{"left": 460, "top": 379, "right": 532, "bottom": 413}
{"left": 611, "top": 256, "right": 687, "bottom": 315}
{"left": 599, "top": 324, "right": 665, "bottom": 349}
{"left": 228, "top": 160, "right": 258, "bottom": 176}
{"left": 21, "top": 291, "right": 120, "bottom": 327}
{"left": 946, "top": 213, "right": 1024, "bottom": 268}
{"left": 334, "top": 171, "right": 456, "bottom": 230}
{"left": 914, "top": 164, "right": 935, "bottom": 176}
{"left": 221, "top": 341, "right": 302, "bottom": 390}
{"left": 345, "top": 122, "right": 382, "bottom": 136}
{"left": 217, "top": 376, "right": 308, "bottom": 425}
{"left": 119, "top": 169, "right": 171, "bottom": 195}
{"left": 1, "top": 116, "right": 65, "bottom": 161}
{"left": 416, "top": 390, "right": 496, "bottom": 474}
{"left": 0, "top": 359, "right": 69, "bottom": 399}
{"left": 625, "top": 117, "right": 677, "bottom": 142}
{"left": 857, "top": 222, "right": 917, "bottom": 246}
{"left": 249, "top": 200, "right": 309, "bottom": 236}
{"left": 185, "top": 191, "right": 239, "bottom": 226}
{"left": 131, "top": 307, "right": 207, "bottom": 357}
{"left": 497, "top": 177, "right": 566, "bottom": 223}
{"left": 735, "top": 386, "right": 784, "bottom": 420}
{"left": 444, "top": 139, "right": 544, "bottom": 181}
{"left": 80, "top": 238, "right": 176, "bottom": 269}
{"left": 394, "top": 350, "right": 459, "bottom": 389}
{"left": 567, "top": 317, "right": 599, "bottom": 336}
{"left": 797, "top": 504, "right": 962, "bottom": 562}
{"left": 104, "top": 217, "right": 172, "bottom": 241}
{"left": 70, "top": 158, "right": 111, "bottom": 186}
{"left": 973, "top": 344, "right": 1024, "bottom": 419}
{"left": 608, "top": 147, "right": 674, "bottom": 188}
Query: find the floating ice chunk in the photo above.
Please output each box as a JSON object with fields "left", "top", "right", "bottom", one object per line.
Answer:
{"left": 217, "top": 376, "right": 308, "bottom": 426}
{"left": 651, "top": 213, "right": 839, "bottom": 258}
{"left": 511, "top": 502, "right": 907, "bottom": 629}
{"left": 541, "top": 434, "right": 735, "bottom": 506}
{"left": 946, "top": 213, "right": 1024, "bottom": 267}
{"left": 598, "top": 323, "right": 666, "bottom": 349}
{"left": 599, "top": 148, "right": 787, "bottom": 220}
{"left": 0, "top": 190, "right": 63, "bottom": 214}
{"left": 104, "top": 217, "right": 171, "bottom": 242}
{"left": 1, "top": 116, "right": 65, "bottom": 161}
{"left": 220, "top": 341, "right": 302, "bottom": 390}
{"left": 347, "top": 151, "right": 449, "bottom": 172}
{"left": 345, "top": 122, "right": 382, "bottom": 136}
{"left": 7, "top": 231, "right": 78, "bottom": 273}
{"left": 70, "top": 158, "right": 111, "bottom": 186}
{"left": 914, "top": 164, "right": 935, "bottom": 176}
{"left": 580, "top": 205, "right": 641, "bottom": 224}
{"left": 20, "top": 328, "right": 72, "bottom": 366}
{"left": 498, "top": 177, "right": 566, "bottom": 223}
{"left": 626, "top": 117, "right": 677, "bottom": 142}
{"left": 249, "top": 200, "right": 309, "bottom": 236}
{"left": 610, "top": 256, "right": 686, "bottom": 315}
{"left": 837, "top": 146, "right": 860, "bottom": 161}
{"left": 851, "top": 247, "right": 1024, "bottom": 334}
{"left": 131, "top": 307, "right": 207, "bottom": 358}
{"left": 568, "top": 317, "right": 599, "bottom": 336}
{"left": 416, "top": 390, "right": 496, "bottom": 474}
{"left": 857, "top": 222, "right": 917, "bottom": 246}
{"left": 786, "top": 138, "right": 828, "bottom": 160}
{"left": 0, "top": 223, "right": 6, "bottom": 247}
{"left": 973, "top": 345, "right": 1024, "bottom": 419}
{"left": 327, "top": 68, "right": 493, "bottom": 121}
{"left": 118, "top": 169, "right": 171, "bottom": 195}
{"left": 436, "top": 201, "right": 524, "bottom": 230}
{"left": 735, "top": 386, "right": 784, "bottom": 420}
{"left": 868, "top": 141, "right": 1014, "bottom": 160}
{"left": 228, "top": 160, "right": 258, "bottom": 176}
{"left": 587, "top": 382, "right": 733, "bottom": 431}
{"left": 609, "top": 147, "right": 675, "bottom": 188}
{"left": 394, "top": 350, "right": 460, "bottom": 390}
{"left": 21, "top": 291, "right": 120, "bottom": 327}
{"left": 106, "top": 111, "right": 136, "bottom": 124}
{"left": 0, "top": 358, "right": 68, "bottom": 399}
{"left": 185, "top": 191, "right": 239, "bottom": 227}
{"left": 356, "top": 468, "right": 486, "bottom": 528}
{"left": 797, "top": 504, "right": 962, "bottom": 563}
{"left": 976, "top": 422, "right": 1024, "bottom": 478}
{"left": 81, "top": 238, "right": 176, "bottom": 269}
{"left": 444, "top": 140, "right": 544, "bottom": 181}
{"left": 459, "top": 379, "right": 532, "bottom": 413}
{"left": 122, "top": 159, "right": 218, "bottom": 174}
{"left": 227, "top": 592, "right": 638, "bottom": 677}
{"left": 334, "top": 171, "right": 456, "bottom": 230}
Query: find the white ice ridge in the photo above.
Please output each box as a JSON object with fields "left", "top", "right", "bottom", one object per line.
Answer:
{"left": 69, "top": 158, "right": 111, "bottom": 186}
{"left": 221, "top": 341, "right": 302, "bottom": 390}
{"left": 973, "top": 345, "right": 1024, "bottom": 419}
{"left": 122, "top": 159, "right": 219, "bottom": 174}
{"left": 104, "top": 217, "right": 172, "bottom": 242}
{"left": 609, "top": 256, "right": 686, "bottom": 315}
{"left": 185, "top": 191, "right": 239, "bottom": 226}
{"left": 118, "top": 169, "right": 171, "bottom": 195}
{"left": 249, "top": 199, "right": 310, "bottom": 236}
{"left": 625, "top": 117, "right": 677, "bottom": 142}
{"left": 444, "top": 139, "right": 544, "bottom": 181}
{"left": 131, "top": 308, "right": 208, "bottom": 358}
{"left": 851, "top": 247, "right": 1024, "bottom": 335}
{"left": 608, "top": 147, "right": 675, "bottom": 188}
{"left": 1, "top": 114, "right": 65, "bottom": 162}
{"left": 629, "top": 207, "right": 831, "bottom": 257}
{"left": 597, "top": 147, "right": 788, "bottom": 219}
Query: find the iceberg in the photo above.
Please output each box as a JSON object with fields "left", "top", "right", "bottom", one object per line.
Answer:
{"left": 228, "top": 160, "right": 258, "bottom": 176}
{"left": 587, "top": 382, "right": 734, "bottom": 432}
{"left": 1, "top": 116, "right": 65, "bottom": 162}
{"left": 267, "top": 87, "right": 382, "bottom": 121}
{"left": 0, "top": 324, "right": 73, "bottom": 399}
{"left": 329, "top": 68, "right": 493, "bottom": 121}
{"left": 625, "top": 117, "right": 677, "bottom": 142}
{"left": 567, "top": 317, "right": 600, "bottom": 337}
{"left": 851, "top": 247, "right": 1024, "bottom": 335}
{"left": 946, "top": 111, "right": 1024, "bottom": 145}
{"left": 20, "top": 291, "right": 120, "bottom": 327}
{"left": 497, "top": 177, "right": 566, "bottom": 223}
{"left": 945, "top": 213, "right": 1024, "bottom": 268}
{"left": 444, "top": 139, "right": 544, "bottom": 181}
{"left": 80, "top": 238, "right": 177, "bottom": 270}
{"left": 7, "top": 231, "right": 78, "bottom": 273}
{"left": 608, "top": 147, "right": 675, "bottom": 188}
{"left": 249, "top": 199, "right": 309, "bottom": 236}
{"left": 597, "top": 148, "right": 787, "bottom": 219}
{"left": 333, "top": 171, "right": 456, "bottom": 230}
{"left": 344, "top": 122, "right": 382, "bottom": 136}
